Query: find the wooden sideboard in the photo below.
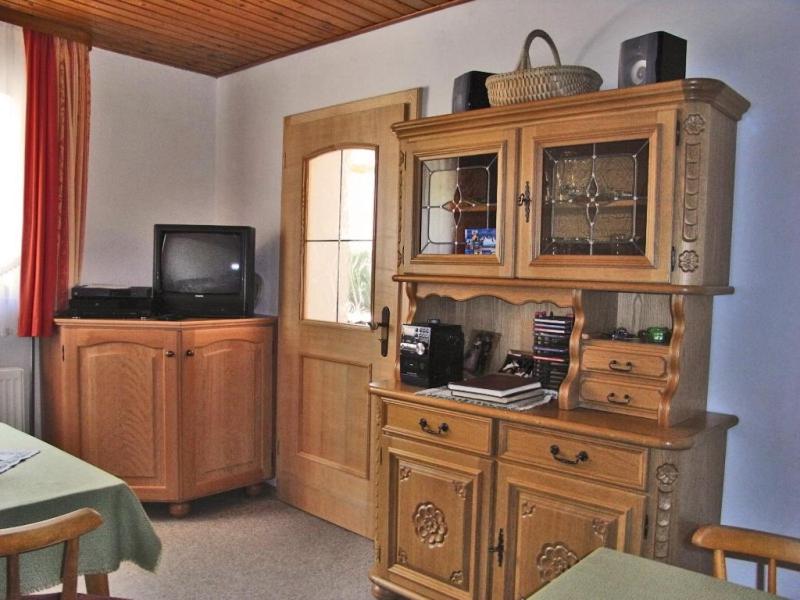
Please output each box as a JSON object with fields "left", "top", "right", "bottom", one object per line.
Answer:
{"left": 369, "top": 381, "right": 736, "bottom": 600}
{"left": 42, "top": 316, "right": 276, "bottom": 517}
{"left": 369, "top": 80, "right": 749, "bottom": 599}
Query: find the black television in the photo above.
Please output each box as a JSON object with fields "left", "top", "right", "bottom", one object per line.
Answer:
{"left": 153, "top": 224, "right": 256, "bottom": 317}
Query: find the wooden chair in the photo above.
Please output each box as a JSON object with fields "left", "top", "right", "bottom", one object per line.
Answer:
{"left": 0, "top": 508, "right": 128, "bottom": 600}
{"left": 692, "top": 524, "right": 800, "bottom": 595}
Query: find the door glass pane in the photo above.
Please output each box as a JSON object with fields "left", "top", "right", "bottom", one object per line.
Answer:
{"left": 341, "top": 149, "right": 376, "bottom": 240}
{"left": 306, "top": 152, "right": 342, "bottom": 241}
{"left": 303, "top": 148, "right": 376, "bottom": 325}
{"left": 304, "top": 241, "right": 338, "bottom": 322}
{"left": 540, "top": 139, "right": 649, "bottom": 256}
{"left": 338, "top": 241, "right": 373, "bottom": 325}
{"left": 419, "top": 153, "right": 498, "bottom": 255}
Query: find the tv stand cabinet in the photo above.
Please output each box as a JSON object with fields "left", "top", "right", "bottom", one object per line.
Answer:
{"left": 42, "top": 316, "right": 276, "bottom": 517}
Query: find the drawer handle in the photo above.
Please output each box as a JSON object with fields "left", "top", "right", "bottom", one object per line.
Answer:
{"left": 418, "top": 418, "right": 449, "bottom": 436}
{"left": 165, "top": 350, "right": 175, "bottom": 357}
{"left": 608, "top": 360, "right": 634, "bottom": 372}
{"left": 607, "top": 392, "right": 632, "bottom": 405}
{"left": 550, "top": 444, "right": 589, "bottom": 465}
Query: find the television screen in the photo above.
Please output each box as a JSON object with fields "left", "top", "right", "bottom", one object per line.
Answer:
{"left": 161, "top": 232, "right": 243, "bottom": 295}
{"left": 154, "top": 224, "right": 255, "bottom": 317}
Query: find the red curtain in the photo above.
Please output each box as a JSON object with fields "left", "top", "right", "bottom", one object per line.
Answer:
{"left": 17, "top": 31, "right": 90, "bottom": 337}
{"left": 18, "top": 31, "right": 59, "bottom": 337}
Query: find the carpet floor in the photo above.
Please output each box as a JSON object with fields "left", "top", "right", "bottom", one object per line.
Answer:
{"left": 104, "top": 487, "right": 375, "bottom": 600}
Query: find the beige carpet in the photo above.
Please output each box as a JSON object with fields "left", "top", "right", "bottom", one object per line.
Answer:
{"left": 104, "top": 487, "right": 375, "bottom": 600}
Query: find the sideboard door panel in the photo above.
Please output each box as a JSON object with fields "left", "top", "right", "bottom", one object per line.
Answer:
{"left": 383, "top": 437, "right": 492, "bottom": 600}
{"left": 181, "top": 325, "right": 272, "bottom": 499}
{"left": 493, "top": 462, "right": 646, "bottom": 599}
{"left": 66, "top": 327, "right": 180, "bottom": 501}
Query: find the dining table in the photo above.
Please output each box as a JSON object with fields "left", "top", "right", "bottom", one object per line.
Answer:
{"left": 0, "top": 423, "right": 161, "bottom": 596}
{"left": 527, "top": 546, "right": 780, "bottom": 599}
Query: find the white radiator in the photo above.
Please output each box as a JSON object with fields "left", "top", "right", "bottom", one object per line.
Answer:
{"left": 0, "top": 367, "right": 28, "bottom": 432}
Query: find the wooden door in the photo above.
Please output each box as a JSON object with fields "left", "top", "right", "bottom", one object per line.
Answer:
{"left": 63, "top": 325, "right": 180, "bottom": 501}
{"left": 492, "top": 462, "right": 646, "bottom": 599}
{"left": 379, "top": 436, "right": 493, "bottom": 600}
{"left": 277, "top": 90, "right": 420, "bottom": 537}
{"left": 180, "top": 321, "right": 273, "bottom": 500}
{"left": 516, "top": 109, "right": 677, "bottom": 283}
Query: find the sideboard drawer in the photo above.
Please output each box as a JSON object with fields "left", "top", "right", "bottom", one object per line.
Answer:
{"left": 383, "top": 398, "right": 493, "bottom": 455}
{"left": 580, "top": 376, "right": 662, "bottom": 419}
{"left": 582, "top": 345, "right": 668, "bottom": 379}
{"left": 497, "top": 423, "right": 648, "bottom": 490}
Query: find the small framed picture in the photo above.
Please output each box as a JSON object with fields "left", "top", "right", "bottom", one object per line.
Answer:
{"left": 463, "top": 329, "right": 500, "bottom": 375}
{"left": 464, "top": 228, "right": 497, "bottom": 255}
{"left": 499, "top": 349, "right": 535, "bottom": 378}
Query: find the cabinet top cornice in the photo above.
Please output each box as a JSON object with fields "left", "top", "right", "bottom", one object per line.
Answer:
{"left": 393, "top": 79, "right": 749, "bottom": 139}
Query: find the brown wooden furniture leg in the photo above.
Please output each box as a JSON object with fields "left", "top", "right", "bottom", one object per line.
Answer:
{"left": 85, "top": 572, "right": 110, "bottom": 595}
{"left": 245, "top": 483, "right": 265, "bottom": 497}
{"left": 169, "top": 502, "right": 191, "bottom": 518}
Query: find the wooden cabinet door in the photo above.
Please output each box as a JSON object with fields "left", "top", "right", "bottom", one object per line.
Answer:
{"left": 492, "top": 462, "right": 646, "bottom": 599}
{"left": 63, "top": 326, "right": 180, "bottom": 501}
{"left": 516, "top": 109, "right": 678, "bottom": 283}
{"left": 399, "top": 128, "right": 519, "bottom": 278}
{"left": 379, "top": 436, "right": 493, "bottom": 600}
{"left": 180, "top": 324, "right": 272, "bottom": 499}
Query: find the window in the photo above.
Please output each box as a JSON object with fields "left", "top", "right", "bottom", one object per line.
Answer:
{"left": 0, "top": 23, "right": 26, "bottom": 337}
{"left": 302, "top": 147, "right": 376, "bottom": 325}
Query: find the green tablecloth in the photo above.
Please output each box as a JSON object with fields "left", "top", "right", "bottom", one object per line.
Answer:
{"left": 528, "top": 547, "right": 780, "bottom": 599}
{"left": 0, "top": 423, "right": 161, "bottom": 595}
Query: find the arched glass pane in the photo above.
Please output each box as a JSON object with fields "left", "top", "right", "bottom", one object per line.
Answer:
{"left": 303, "top": 148, "right": 376, "bottom": 325}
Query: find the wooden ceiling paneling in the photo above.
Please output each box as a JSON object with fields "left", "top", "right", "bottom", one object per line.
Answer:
{"left": 0, "top": 0, "right": 474, "bottom": 77}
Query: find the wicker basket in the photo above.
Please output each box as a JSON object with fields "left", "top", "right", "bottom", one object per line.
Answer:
{"left": 486, "top": 30, "right": 602, "bottom": 106}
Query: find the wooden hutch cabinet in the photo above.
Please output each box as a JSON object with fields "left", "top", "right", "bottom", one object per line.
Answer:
{"left": 42, "top": 316, "right": 276, "bottom": 517}
{"left": 370, "top": 80, "right": 748, "bottom": 600}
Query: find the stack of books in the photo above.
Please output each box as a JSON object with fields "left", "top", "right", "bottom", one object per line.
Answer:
{"left": 532, "top": 312, "right": 573, "bottom": 391}
{"left": 447, "top": 373, "right": 546, "bottom": 407}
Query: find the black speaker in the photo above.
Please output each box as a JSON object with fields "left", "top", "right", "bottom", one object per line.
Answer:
{"left": 452, "top": 71, "right": 493, "bottom": 113}
{"left": 618, "top": 32, "right": 686, "bottom": 88}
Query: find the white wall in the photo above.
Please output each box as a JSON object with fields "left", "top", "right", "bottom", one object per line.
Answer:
{"left": 81, "top": 49, "right": 217, "bottom": 286}
{"left": 215, "top": 0, "right": 800, "bottom": 593}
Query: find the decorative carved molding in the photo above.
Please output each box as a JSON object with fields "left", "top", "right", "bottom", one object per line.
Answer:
{"left": 537, "top": 542, "right": 578, "bottom": 583}
{"left": 683, "top": 113, "right": 706, "bottom": 135}
{"left": 399, "top": 466, "right": 412, "bottom": 482}
{"left": 414, "top": 502, "right": 448, "bottom": 547}
{"left": 521, "top": 501, "right": 536, "bottom": 518}
{"left": 654, "top": 463, "right": 679, "bottom": 561}
{"left": 397, "top": 548, "right": 408, "bottom": 565}
{"left": 592, "top": 518, "right": 609, "bottom": 542}
{"left": 452, "top": 481, "right": 468, "bottom": 499}
{"left": 449, "top": 570, "right": 464, "bottom": 586}
{"left": 682, "top": 140, "right": 702, "bottom": 243}
{"left": 397, "top": 150, "right": 405, "bottom": 268}
{"left": 678, "top": 250, "right": 700, "bottom": 272}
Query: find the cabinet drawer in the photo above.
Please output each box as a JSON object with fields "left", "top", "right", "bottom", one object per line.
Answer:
{"left": 580, "top": 376, "right": 661, "bottom": 419}
{"left": 383, "top": 399, "right": 493, "bottom": 455}
{"left": 582, "top": 345, "right": 668, "bottom": 379}
{"left": 498, "top": 423, "right": 647, "bottom": 490}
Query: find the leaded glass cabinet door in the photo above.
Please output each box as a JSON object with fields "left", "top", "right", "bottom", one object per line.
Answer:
{"left": 399, "top": 129, "right": 517, "bottom": 278}
{"left": 517, "top": 110, "right": 677, "bottom": 283}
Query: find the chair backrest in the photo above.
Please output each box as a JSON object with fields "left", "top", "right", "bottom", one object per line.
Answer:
{"left": 0, "top": 508, "right": 103, "bottom": 600}
{"left": 692, "top": 524, "right": 800, "bottom": 595}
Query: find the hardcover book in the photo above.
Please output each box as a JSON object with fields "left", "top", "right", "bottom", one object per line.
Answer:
{"left": 448, "top": 373, "right": 542, "bottom": 397}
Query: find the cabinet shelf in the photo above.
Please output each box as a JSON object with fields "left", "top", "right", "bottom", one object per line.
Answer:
{"left": 394, "top": 273, "right": 734, "bottom": 296}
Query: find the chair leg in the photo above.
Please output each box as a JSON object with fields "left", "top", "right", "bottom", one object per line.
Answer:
{"left": 768, "top": 558, "right": 777, "bottom": 594}
{"left": 712, "top": 549, "right": 727, "bottom": 580}
{"left": 85, "top": 572, "right": 110, "bottom": 595}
